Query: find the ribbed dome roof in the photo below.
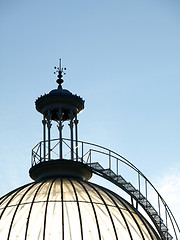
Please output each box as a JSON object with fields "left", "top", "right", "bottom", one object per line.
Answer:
{"left": 0, "top": 178, "right": 160, "bottom": 240}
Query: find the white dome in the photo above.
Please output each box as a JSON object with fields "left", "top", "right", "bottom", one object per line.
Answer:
{"left": 0, "top": 178, "right": 160, "bottom": 240}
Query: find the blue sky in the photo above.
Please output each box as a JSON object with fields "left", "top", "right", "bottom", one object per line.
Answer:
{"left": 0, "top": 0, "right": 180, "bottom": 229}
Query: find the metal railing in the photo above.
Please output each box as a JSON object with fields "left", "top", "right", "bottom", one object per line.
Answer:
{"left": 32, "top": 138, "right": 180, "bottom": 240}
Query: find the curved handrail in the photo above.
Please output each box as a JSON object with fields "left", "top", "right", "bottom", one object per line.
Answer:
{"left": 31, "top": 138, "right": 180, "bottom": 239}
{"left": 84, "top": 148, "right": 179, "bottom": 240}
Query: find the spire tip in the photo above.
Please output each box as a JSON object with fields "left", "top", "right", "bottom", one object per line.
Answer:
{"left": 54, "top": 59, "right": 66, "bottom": 89}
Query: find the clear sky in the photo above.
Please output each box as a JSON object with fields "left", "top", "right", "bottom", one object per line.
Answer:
{"left": 0, "top": 0, "right": 180, "bottom": 228}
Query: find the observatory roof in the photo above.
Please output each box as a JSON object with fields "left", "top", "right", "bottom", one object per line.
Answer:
{"left": 0, "top": 178, "right": 160, "bottom": 240}
{"left": 35, "top": 86, "right": 84, "bottom": 121}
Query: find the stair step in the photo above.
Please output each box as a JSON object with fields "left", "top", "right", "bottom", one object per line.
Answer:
{"left": 88, "top": 162, "right": 104, "bottom": 170}
{"left": 141, "top": 200, "right": 151, "bottom": 208}
{"left": 113, "top": 175, "right": 127, "bottom": 184}
{"left": 123, "top": 183, "right": 136, "bottom": 192}
{"left": 162, "top": 231, "right": 173, "bottom": 240}
{"left": 146, "top": 206, "right": 158, "bottom": 215}
{"left": 88, "top": 161, "right": 173, "bottom": 240}
{"left": 152, "top": 214, "right": 162, "bottom": 223}
{"left": 101, "top": 168, "right": 116, "bottom": 177}
{"left": 132, "top": 190, "right": 144, "bottom": 200}
{"left": 139, "top": 199, "right": 151, "bottom": 208}
{"left": 157, "top": 222, "right": 168, "bottom": 232}
{"left": 139, "top": 198, "right": 147, "bottom": 204}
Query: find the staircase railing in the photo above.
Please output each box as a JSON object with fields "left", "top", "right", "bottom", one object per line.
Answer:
{"left": 31, "top": 138, "right": 180, "bottom": 240}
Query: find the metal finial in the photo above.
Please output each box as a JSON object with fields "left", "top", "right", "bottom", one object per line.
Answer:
{"left": 54, "top": 59, "right": 66, "bottom": 89}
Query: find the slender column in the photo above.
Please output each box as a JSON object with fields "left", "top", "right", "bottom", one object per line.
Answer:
{"left": 69, "top": 110, "right": 74, "bottom": 161}
{"left": 74, "top": 116, "right": 79, "bottom": 161}
{"left": 42, "top": 116, "right": 47, "bottom": 161}
{"left": 46, "top": 110, "right": 52, "bottom": 161}
{"left": 57, "top": 108, "right": 63, "bottom": 160}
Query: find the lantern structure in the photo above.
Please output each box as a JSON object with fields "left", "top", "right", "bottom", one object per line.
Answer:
{"left": 0, "top": 60, "right": 179, "bottom": 240}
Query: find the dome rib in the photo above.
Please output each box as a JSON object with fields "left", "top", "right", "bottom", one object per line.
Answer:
{"left": 7, "top": 182, "right": 37, "bottom": 240}
{"left": 43, "top": 179, "right": 55, "bottom": 240}
{"left": 0, "top": 190, "right": 19, "bottom": 219}
{"left": 77, "top": 180, "right": 102, "bottom": 240}
{"left": 24, "top": 181, "right": 46, "bottom": 240}
{"left": 0, "top": 183, "right": 32, "bottom": 220}
{"left": 108, "top": 189, "right": 146, "bottom": 240}
{"left": 100, "top": 184, "right": 160, "bottom": 240}
{"left": 94, "top": 184, "right": 134, "bottom": 240}
{"left": 0, "top": 179, "right": 162, "bottom": 240}
{"left": 61, "top": 178, "right": 64, "bottom": 240}
{"left": 69, "top": 179, "right": 83, "bottom": 240}
{"left": 86, "top": 181, "right": 118, "bottom": 240}
{"left": 133, "top": 208, "right": 155, "bottom": 240}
